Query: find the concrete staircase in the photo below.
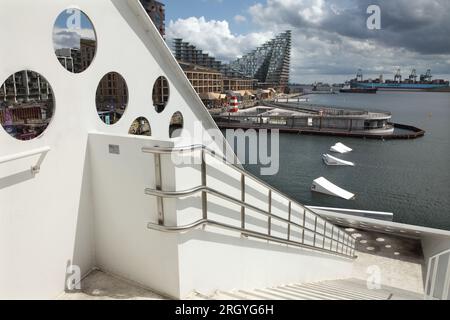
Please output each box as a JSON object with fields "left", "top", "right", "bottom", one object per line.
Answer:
{"left": 60, "top": 271, "right": 424, "bottom": 300}
{"left": 189, "top": 278, "right": 424, "bottom": 300}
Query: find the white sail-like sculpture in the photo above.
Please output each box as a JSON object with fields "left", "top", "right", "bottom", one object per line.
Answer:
{"left": 322, "top": 154, "right": 355, "bottom": 166}
{"left": 311, "top": 177, "right": 355, "bottom": 200}
{"left": 330, "top": 143, "right": 353, "bottom": 154}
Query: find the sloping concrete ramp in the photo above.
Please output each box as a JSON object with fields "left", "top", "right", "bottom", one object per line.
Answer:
{"left": 323, "top": 154, "right": 355, "bottom": 166}
{"left": 311, "top": 177, "right": 355, "bottom": 200}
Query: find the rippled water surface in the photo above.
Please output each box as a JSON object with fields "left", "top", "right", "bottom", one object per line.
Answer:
{"left": 243, "top": 91, "right": 450, "bottom": 230}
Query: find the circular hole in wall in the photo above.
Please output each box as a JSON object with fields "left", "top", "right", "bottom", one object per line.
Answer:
{"left": 153, "top": 76, "right": 170, "bottom": 113}
{"left": 129, "top": 117, "right": 151, "bottom": 136}
{"left": 96, "top": 72, "right": 128, "bottom": 125}
{"left": 169, "top": 111, "right": 184, "bottom": 138}
{"left": 53, "top": 8, "right": 97, "bottom": 73}
{"left": 0, "top": 70, "right": 55, "bottom": 140}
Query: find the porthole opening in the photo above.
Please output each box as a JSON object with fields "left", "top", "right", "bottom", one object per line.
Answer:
{"left": 53, "top": 8, "right": 97, "bottom": 73}
{"left": 129, "top": 117, "right": 151, "bottom": 136}
{"left": 0, "top": 70, "right": 55, "bottom": 141}
{"left": 169, "top": 111, "right": 184, "bottom": 138}
{"left": 153, "top": 76, "right": 169, "bottom": 113}
{"left": 96, "top": 72, "right": 128, "bottom": 125}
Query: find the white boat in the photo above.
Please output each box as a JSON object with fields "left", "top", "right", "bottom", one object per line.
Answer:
{"left": 330, "top": 142, "right": 353, "bottom": 154}
{"left": 311, "top": 177, "right": 355, "bottom": 200}
{"left": 322, "top": 154, "right": 355, "bottom": 166}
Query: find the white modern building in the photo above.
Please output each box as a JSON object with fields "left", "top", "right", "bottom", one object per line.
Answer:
{"left": 0, "top": 0, "right": 449, "bottom": 300}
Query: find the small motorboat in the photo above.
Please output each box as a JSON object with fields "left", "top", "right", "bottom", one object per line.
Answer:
{"left": 330, "top": 142, "right": 353, "bottom": 154}
{"left": 322, "top": 154, "right": 355, "bottom": 166}
{"left": 311, "top": 177, "right": 355, "bottom": 200}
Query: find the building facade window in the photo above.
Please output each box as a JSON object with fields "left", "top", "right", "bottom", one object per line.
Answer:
{"left": 96, "top": 72, "right": 128, "bottom": 125}
{"left": 0, "top": 70, "right": 55, "bottom": 141}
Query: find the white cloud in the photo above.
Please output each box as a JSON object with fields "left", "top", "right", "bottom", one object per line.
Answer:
{"left": 234, "top": 15, "right": 247, "bottom": 24}
{"left": 166, "top": 1, "right": 450, "bottom": 83}
{"left": 52, "top": 26, "right": 96, "bottom": 50}
{"left": 166, "top": 17, "right": 273, "bottom": 62}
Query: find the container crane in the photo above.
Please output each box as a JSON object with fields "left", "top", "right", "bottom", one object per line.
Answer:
{"left": 420, "top": 69, "right": 432, "bottom": 82}
{"left": 394, "top": 68, "right": 402, "bottom": 83}
{"left": 408, "top": 69, "right": 417, "bottom": 83}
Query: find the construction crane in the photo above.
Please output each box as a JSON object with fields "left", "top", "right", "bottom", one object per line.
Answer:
{"left": 420, "top": 69, "right": 432, "bottom": 82}
{"left": 409, "top": 69, "right": 417, "bottom": 82}
{"left": 394, "top": 68, "right": 402, "bottom": 83}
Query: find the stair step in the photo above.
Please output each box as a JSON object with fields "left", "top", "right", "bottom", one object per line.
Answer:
{"left": 284, "top": 285, "right": 351, "bottom": 300}
{"left": 301, "top": 283, "right": 388, "bottom": 300}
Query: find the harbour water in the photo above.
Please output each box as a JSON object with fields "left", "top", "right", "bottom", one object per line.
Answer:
{"left": 243, "top": 91, "right": 450, "bottom": 231}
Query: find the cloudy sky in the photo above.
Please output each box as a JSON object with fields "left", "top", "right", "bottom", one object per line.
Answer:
{"left": 53, "top": 9, "right": 96, "bottom": 50}
{"left": 165, "top": 0, "right": 450, "bottom": 83}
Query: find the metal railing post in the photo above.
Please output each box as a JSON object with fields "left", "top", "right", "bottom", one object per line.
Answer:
{"left": 241, "top": 173, "right": 246, "bottom": 233}
{"left": 201, "top": 149, "right": 207, "bottom": 220}
{"left": 330, "top": 226, "right": 334, "bottom": 251}
{"left": 301, "top": 209, "right": 306, "bottom": 244}
{"left": 287, "top": 201, "right": 291, "bottom": 241}
{"left": 313, "top": 216, "right": 318, "bottom": 247}
{"left": 268, "top": 190, "right": 272, "bottom": 236}
{"left": 154, "top": 153, "right": 164, "bottom": 225}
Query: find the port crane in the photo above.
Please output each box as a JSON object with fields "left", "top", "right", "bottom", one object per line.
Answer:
{"left": 409, "top": 69, "right": 417, "bottom": 83}
{"left": 394, "top": 68, "right": 402, "bottom": 83}
{"left": 420, "top": 69, "right": 432, "bottom": 82}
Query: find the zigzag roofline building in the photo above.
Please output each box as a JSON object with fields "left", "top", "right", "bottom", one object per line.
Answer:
{"left": 230, "top": 30, "right": 291, "bottom": 92}
{"left": 172, "top": 30, "right": 292, "bottom": 92}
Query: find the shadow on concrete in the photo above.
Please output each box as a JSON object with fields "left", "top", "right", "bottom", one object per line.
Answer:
{"left": 0, "top": 169, "right": 35, "bottom": 190}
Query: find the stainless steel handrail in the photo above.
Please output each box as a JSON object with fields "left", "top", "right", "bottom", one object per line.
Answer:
{"left": 145, "top": 186, "right": 355, "bottom": 255}
{"left": 142, "top": 144, "right": 356, "bottom": 258}
{"left": 147, "top": 218, "right": 356, "bottom": 260}
{"left": 142, "top": 144, "right": 351, "bottom": 235}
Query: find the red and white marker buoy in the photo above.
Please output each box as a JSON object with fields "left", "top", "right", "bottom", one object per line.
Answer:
{"left": 228, "top": 96, "right": 239, "bottom": 113}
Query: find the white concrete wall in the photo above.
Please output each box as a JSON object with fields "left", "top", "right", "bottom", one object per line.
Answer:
{"left": 0, "top": 0, "right": 230, "bottom": 299}
{"left": 177, "top": 231, "right": 353, "bottom": 298}
{"left": 89, "top": 133, "right": 182, "bottom": 298}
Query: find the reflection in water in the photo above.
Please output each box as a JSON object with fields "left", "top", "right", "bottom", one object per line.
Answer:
{"left": 0, "top": 71, "right": 55, "bottom": 140}
{"left": 53, "top": 9, "right": 96, "bottom": 73}
{"left": 96, "top": 72, "right": 128, "bottom": 125}
{"left": 129, "top": 117, "right": 152, "bottom": 136}
{"left": 153, "top": 76, "right": 170, "bottom": 113}
{"left": 169, "top": 112, "right": 183, "bottom": 138}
